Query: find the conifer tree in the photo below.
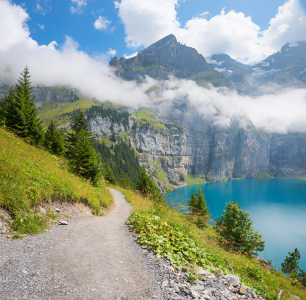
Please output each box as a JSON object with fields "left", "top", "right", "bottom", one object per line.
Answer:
{"left": 43, "top": 120, "right": 66, "bottom": 156}
{"left": 136, "top": 166, "right": 164, "bottom": 203}
{"left": 4, "top": 66, "right": 43, "bottom": 145}
{"left": 281, "top": 248, "right": 306, "bottom": 287}
{"left": 215, "top": 201, "right": 265, "bottom": 255}
{"left": 188, "top": 192, "right": 198, "bottom": 214}
{"left": 188, "top": 187, "right": 210, "bottom": 228}
{"left": 104, "top": 163, "right": 117, "bottom": 184}
{"left": 68, "top": 110, "right": 102, "bottom": 185}
{"left": 110, "top": 132, "right": 116, "bottom": 142}
{"left": 119, "top": 171, "right": 127, "bottom": 188}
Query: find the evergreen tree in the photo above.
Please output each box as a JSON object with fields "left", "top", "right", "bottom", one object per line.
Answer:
{"left": 95, "top": 140, "right": 141, "bottom": 186}
{"left": 215, "top": 201, "right": 265, "bottom": 255}
{"left": 110, "top": 132, "right": 116, "bottom": 142}
{"left": 188, "top": 192, "right": 198, "bottom": 214}
{"left": 195, "top": 187, "right": 209, "bottom": 217}
{"left": 188, "top": 187, "right": 210, "bottom": 228}
{"left": 68, "top": 110, "right": 102, "bottom": 185}
{"left": 43, "top": 120, "right": 66, "bottom": 156}
{"left": 119, "top": 171, "right": 127, "bottom": 188}
{"left": 10, "top": 66, "right": 43, "bottom": 144}
{"left": 104, "top": 163, "right": 117, "bottom": 184}
{"left": 136, "top": 166, "right": 164, "bottom": 203}
{"left": 125, "top": 174, "right": 132, "bottom": 189}
{"left": 281, "top": 248, "right": 306, "bottom": 287}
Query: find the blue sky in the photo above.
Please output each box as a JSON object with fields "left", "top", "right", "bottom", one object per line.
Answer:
{"left": 10, "top": 0, "right": 305, "bottom": 60}
{"left": 1, "top": 0, "right": 306, "bottom": 133}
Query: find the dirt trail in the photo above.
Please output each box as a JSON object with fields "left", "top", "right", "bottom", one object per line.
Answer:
{"left": 0, "top": 189, "right": 163, "bottom": 300}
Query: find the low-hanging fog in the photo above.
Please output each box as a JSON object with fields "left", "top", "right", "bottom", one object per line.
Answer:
{"left": 1, "top": 0, "right": 306, "bottom": 135}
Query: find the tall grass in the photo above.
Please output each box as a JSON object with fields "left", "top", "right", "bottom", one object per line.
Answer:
{"left": 0, "top": 128, "right": 112, "bottom": 230}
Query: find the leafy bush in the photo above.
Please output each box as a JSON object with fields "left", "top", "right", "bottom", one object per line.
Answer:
{"left": 128, "top": 211, "right": 229, "bottom": 273}
{"left": 215, "top": 201, "right": 265, "bottom": 255}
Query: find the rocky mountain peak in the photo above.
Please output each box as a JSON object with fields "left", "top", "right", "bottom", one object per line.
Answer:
{"left": 109, "top": 34, "right": 230, "bottom": 86}
{"left": 139, "top": 34, "right": 177, "bottom": 56}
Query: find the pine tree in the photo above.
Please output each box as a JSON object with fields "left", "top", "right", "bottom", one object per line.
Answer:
{"left": 43, "top": 120, "right": 66, "bottom": 156}
{"left": 188, "top": 187, "right": 210, "bottom": 228}
{"left": 119, "top": 171, "right": 127, "bottom": 188}
{"left": 281, "top": 248, "right": 306, "bottom": 287}
{"left": 4, "top": 66, "right": 43, "bottom": 145}
{"left": 104, "top": 163, "right": 117, "bottom": 184}
{"left": 196, "top": 187, "right": 209, "bottom": 217}
{"left": 68, "top": 110, "right": 102, "bottom": 185}
{"left": 215, "top": 201, "right": 265, "bottom": 254}
{"left": 110, "top": 132, "right": 116, "bottom": 142}
{"left": 188, "top": 192, "right": 198, "bottom": 214}
{"left": 281, "top": 248, "right": 301, "bottom": 277}
{"left": 136, "top": 166, "right": 164, "bottom": 203}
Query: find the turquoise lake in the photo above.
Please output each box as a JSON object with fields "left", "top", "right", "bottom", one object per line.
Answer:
{"left": 165, "top": 179, "right": 306, "bottom": 271}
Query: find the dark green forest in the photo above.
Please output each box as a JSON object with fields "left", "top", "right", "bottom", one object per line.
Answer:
{"left": 95, "top": 140, "right": 141, "bottom": 186}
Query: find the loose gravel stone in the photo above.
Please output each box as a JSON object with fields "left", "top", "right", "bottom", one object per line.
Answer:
{"left": 0, "top": 189, "right": 265, "bottom": 300}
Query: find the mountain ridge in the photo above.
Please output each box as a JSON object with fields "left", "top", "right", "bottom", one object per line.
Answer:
{"left": 110, "top": 34, "right": 230, "bottom": 87}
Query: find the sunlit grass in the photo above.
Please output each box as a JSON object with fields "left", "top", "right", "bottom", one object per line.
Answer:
{"left": 0, "top": 128, "right": 112, "bottom": 233}
{"left": 38, "top": 95, "right": 97, "bottom": 127}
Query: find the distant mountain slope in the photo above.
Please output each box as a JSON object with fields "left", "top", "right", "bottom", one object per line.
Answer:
{"left": 252, "top": 41, "right": 306, "bottom": 85}
{"left": 208, "top": 41, "right": 306, "bottom": 94}
{"left": 110, "top": 34, "right": 230, "bottom": 87}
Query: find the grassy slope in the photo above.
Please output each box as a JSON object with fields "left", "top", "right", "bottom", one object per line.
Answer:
{"left": 186, "top": 174, "right": 207, "bottom": 185}
{"left": 0, "top": 128, "right": 112, "bottom": 218}
{"left": 38, "top": 95, "right": 97, "bottom": 127}
{"left": 118, "top": 187, "right": 306, "bottom": 300}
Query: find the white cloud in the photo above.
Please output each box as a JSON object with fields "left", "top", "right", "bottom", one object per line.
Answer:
{"left": 0, "top": 0, "right": 33, "bottom": 52}
{"left": 123, "top": 52, "right": 138, "bottom": 59}
{"left": 110, "top": 26, "right": 116, "bottom": 33}
{"left": 35, "top": 0, "right": 52, "bottom": 15}
{"left": 38, "top": 23, "right": 45, "bottom": 30}
{"left": 115, "top": 0, "right": 180, "bottom": 48}
{"left": 1, "top": 0, "right": 306, "bottom": 134}
{"left": 199, "top": 11, "right": 209, "bottom": 17}
{"left": 94, "top": 16, "right": 111, "bottom": 31}
{"left": 155, "top": 79, "right": 306, "bottom": 133}
{"left": 0, "top": 0, "right": 152, "bottom": 107}
{"left": 114, "top": 0, "right": 306, "bottom": 64}
{"left": 107, "top": 48, "right": 117, "bottom": 56}
{"left": 70, "top": 0, "right": 88, "bottom": 14}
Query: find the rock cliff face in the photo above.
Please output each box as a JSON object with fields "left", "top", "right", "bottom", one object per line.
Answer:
{"left": 110, "top": 34, "right": 230, "bottom": 87}
{"left": 86, "top": 104, "right": 306, "bottom": 191}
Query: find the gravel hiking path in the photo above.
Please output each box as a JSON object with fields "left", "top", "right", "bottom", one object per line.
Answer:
{"left": 0, "top": 188, "right": 164, "bottom": 300}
